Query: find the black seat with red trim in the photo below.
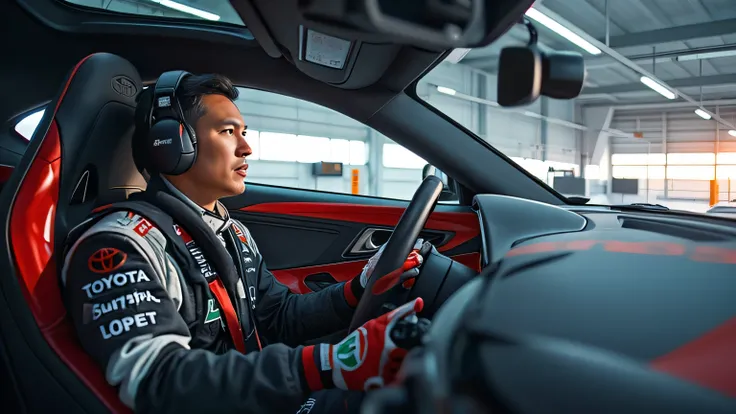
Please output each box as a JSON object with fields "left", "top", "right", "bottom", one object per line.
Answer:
{"left": 0, "top": 53, "right": 145, "bottom": 413}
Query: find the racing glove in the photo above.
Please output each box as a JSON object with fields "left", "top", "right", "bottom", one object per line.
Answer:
{"left": 301, "top": 298, "right": 427, "bottom": 392}
{"left": 344, "top": 240, "right": 429, "bottom": 306}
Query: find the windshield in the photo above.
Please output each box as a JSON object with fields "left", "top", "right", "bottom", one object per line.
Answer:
{"left": 416, "top": 1, "right": 736, "bottom": 215}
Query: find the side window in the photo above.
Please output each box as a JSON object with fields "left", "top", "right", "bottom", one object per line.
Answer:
{"left": 14, "top": 108, "right": 46, "bottom": 140}
{"left": 235, "top": 87, "right": 433, "bottom": 200}
{"left": 12, "top": 91, "right": 440, "bottom": 201}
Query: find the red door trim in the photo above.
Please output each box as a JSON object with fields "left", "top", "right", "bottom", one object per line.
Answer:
{"left": 241, "top": 202, "right": 480, "bottom": 252}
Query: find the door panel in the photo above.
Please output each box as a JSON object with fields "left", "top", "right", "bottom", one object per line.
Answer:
{"left": 223, "top": 183, "right": 482, "bottom": 293}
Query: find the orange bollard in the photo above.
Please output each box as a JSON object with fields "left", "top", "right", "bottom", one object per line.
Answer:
{"left": 351, "top": 169, "right": 359, "bottom": 195}
{"left": 709, "top": 180, "right": 719, "bottom": 207}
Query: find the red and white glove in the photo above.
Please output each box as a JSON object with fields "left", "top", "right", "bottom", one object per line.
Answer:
{"left": 344, "top": 240, "right": 426, "bottom": 306}
{"left": 301, "top": 298, "right": 425, "bottom": 392}
{"left": 360, "top": 238, "right": 424, "bottom": 288}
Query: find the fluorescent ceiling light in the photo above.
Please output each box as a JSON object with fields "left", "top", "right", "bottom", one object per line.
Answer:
{"left": 436, "top": 86, "right": 457, "bottom": 96}
{"left": 640, "top": 76, "right": 676, "bottom": 100}
{"left": 524, "top": 8, "right": 601, "bottom": 55}
{"left": 150, "top": 0, "right": 220, "bottom": 21}
{"left": 677, "top": 50, "right": 736, "bottom": 62}
{"left": 729, "top": 130, "right": 736, "bottom": 137}
{"left": 694, "top": 109, "right": 712, "bottom": 120}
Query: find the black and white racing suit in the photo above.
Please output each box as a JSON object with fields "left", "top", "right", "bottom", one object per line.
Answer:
{"left": 60, "top": 175, "right": 366, "bottom": 413}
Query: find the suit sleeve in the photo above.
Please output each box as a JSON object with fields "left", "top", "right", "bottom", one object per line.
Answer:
{"left": 237, "top": 223, "right": 362, "bottom": 346}
{"left": 61, "top": 225, "right": 317, "bottom": 414}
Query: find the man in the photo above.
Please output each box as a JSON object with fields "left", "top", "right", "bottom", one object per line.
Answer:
{"left": 60, "top": 72, "right": 430, "bottom": 414}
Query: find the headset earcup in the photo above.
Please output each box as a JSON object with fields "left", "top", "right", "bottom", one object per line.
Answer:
{"left": 171, "top": 126, "right": 197, "bottom": 175}
{"left": 148, "top": 118, "right": 193, "bottom": 175}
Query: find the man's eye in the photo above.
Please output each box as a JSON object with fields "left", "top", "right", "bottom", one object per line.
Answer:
{"left": 222, "top": 128, "right": 234, "bottom": 135}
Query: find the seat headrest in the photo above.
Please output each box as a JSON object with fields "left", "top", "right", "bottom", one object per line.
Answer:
{"left": 52, "top": 53, "right": 146, "bottom": 226}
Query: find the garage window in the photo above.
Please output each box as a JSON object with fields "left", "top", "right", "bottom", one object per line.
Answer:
{"left": 14, "top": 108, "right": 45, "bottom": 140}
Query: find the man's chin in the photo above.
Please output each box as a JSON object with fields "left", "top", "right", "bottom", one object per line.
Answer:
{"left": 227, "top": 181, "right": 246, "bottom": 197}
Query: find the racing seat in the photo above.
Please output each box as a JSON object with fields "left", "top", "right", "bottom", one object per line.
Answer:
{"left": 0, "top": 53, "right": 145, "bottom": 413}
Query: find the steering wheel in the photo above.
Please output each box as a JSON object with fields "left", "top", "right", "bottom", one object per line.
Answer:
{"left": 348, "top": 175, "right": 445, "bottom": 332}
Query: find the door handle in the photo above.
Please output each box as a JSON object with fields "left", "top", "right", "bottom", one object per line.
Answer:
{"left": 347, "top": 228, "right": 393, "bottom": 255}
{"left": 304, "top": 273, "right": 338, "bottom": 292}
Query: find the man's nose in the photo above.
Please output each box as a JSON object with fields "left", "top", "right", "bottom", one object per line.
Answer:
{"left": 238, "top": 135, "right": 253, "bottom": 157}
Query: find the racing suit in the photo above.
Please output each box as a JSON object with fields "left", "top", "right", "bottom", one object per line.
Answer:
{"left": 60, "top": 175, "right": 378, "bottom": 413}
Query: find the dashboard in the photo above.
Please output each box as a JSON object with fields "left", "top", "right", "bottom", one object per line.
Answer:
{"left": 473, "top": 193, "right": 736, "bottom": 268}
{"left": 365, "top": 194, "right": 736, "bottom": 414}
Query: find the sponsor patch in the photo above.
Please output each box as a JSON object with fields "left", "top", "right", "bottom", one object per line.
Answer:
{"left": 88, "top": 247, "right": 127, "bottom": 274}
{"left": 204, "top": 298, "right": 221, "bottom": 324}
{"left": 334, "top": 327, "right": 368, "bottom": 371}
{"left": 233, "top": 224, "right": 248, "bottom": 244}
{"left": 134, "top": 218, "right": 153, "bottom": 237}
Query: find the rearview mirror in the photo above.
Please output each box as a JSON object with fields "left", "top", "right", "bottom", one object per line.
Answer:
{"left": 497, "top": 19, "right": 585, "bottom": 107}
{"left": 298, "top": 0, "right": 537, "bottom": 50}
{"left": 422, "top": 164, "right": 458, "bottom": 202}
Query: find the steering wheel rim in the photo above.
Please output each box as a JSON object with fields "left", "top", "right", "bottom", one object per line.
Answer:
{"left": 348, "top": 175, "right": 445, "bottom": 332}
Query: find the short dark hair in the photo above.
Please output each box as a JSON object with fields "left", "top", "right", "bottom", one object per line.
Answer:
{"left": 177, "top": 73, "right": 240, "bottom": 126}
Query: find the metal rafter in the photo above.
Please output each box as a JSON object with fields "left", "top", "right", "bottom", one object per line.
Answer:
{"left": 532, "top": 4, "right": 736, "bottom": 130}
{"left": 599, "top": 18, "right": 736, "bottom": 48}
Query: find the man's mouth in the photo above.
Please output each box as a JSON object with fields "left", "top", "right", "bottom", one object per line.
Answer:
{"left": 235, "top": 163, "right": 248, "bottom": 177}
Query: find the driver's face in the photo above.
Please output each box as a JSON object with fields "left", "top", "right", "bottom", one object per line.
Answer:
{"left": 173, "top": 94, "right": 252, "bottom": 202}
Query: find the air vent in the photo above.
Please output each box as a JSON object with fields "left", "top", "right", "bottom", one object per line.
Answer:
{"left": 618, "top": 217, "right": 729, "bottom": 242}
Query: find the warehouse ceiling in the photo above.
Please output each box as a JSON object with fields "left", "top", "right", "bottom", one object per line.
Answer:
{"left": 461, "top": 0, "right": 736, "bottom": 106}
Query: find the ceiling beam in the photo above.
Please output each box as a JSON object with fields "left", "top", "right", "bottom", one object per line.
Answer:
{"left": 585, "top": 44, "right": 736, "bottom": 70}
{"left": 581, "top": 74, "right": 736, "bottom": 95}
{"left": 599, "top": 19, "right": 736, "bottom": 48}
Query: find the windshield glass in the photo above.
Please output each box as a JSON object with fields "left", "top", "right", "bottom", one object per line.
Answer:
{"left": 63, "top": 0, "right": 244, "bottom": 26}
{"left": 416, "top": 1, "right": 736, "bottom": 214}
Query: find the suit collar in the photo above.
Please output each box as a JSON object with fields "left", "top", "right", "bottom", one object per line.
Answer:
{"left": 149, "top": 175, "right": 232, "bottom": 235}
